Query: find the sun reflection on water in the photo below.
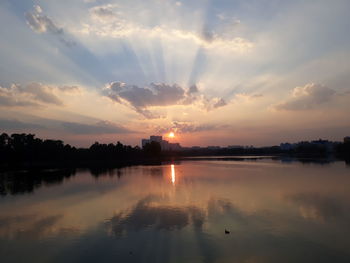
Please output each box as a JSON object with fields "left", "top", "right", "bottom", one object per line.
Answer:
{"left": 171, "top": 164, "right": 175, "bottom": 185}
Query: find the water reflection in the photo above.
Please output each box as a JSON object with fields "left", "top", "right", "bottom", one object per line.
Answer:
{"left": 286, "top": 193, "right": 350, "bottom": 222}
{"left": 171, "top": 164, "right": 175, "bottom": 185}
{"left": 0, "top": 159, "right": 350, "bottom": 263}
{"left": 107, "top": 195, "right": 204, "bottom": 235}
{"left": 0, "top": 169, "right": 75, "bottom": 196}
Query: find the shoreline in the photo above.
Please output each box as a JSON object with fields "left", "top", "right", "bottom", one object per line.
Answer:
{"left": 1, "top": 154, "right": 348, "bottom": 172}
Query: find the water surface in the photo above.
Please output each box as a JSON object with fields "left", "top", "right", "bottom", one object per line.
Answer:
{"left": 0, "top": 159, "right": 349, "bottom": 262}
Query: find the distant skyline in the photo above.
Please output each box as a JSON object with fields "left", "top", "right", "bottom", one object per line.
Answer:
{"left": 1, "top": 0, "right": 350, "bottom": 147}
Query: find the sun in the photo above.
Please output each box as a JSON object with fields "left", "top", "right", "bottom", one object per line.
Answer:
{"left": 168, "top": 132, "right": 175, "bottom": 138}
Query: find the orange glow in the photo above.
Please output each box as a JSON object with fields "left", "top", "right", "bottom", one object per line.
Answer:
{"left": 168, "top": 132, "right": 175, "bottom": 138}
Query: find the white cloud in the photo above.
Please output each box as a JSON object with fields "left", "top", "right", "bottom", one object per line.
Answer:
{"left": 34, "top": 5, "right": 42, "bottom": 14}
{"left": 25, "top": 8, "right": 63, "bottom": 34}
{"left": 25, "top": 5, "right": 76, "bottom": 47}
{"left": 75, "top": 4, "right": 253, "bottom": 53}
{"left": 89, "top": 4, "right": 119, "bottom": 22}
{"left": 275, "top": 83, "right": 336, "bottom": 111}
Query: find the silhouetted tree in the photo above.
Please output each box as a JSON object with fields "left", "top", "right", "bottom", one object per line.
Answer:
{"left": 143, "top": 141, "right": 161, "bottom": 157}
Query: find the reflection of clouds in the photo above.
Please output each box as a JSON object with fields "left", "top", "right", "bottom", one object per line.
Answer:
{"left": 207, "top": 198, "right": 245, "bottom": 223}
{"left": 106, "top": 195, "right": 205, "bottom": 236}
{"left": 106, "top": 196, "right": 267, "bottom": 237}
{"left": 0, "top": 214, "right": 77, "bottom": 240}
{"left": 104, "top": 195, "right": 350, "bottom": 263}
{"left": 287, "top": 193, "right": 349, "bottom": 222}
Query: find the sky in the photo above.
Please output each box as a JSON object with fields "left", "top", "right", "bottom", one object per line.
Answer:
{"left": 0, "top": 0, "right": 350, "bottom": 147}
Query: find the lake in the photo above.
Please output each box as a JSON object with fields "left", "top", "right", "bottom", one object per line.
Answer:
{"left": 0, "top": 158, "right": 349, "bottom": 262}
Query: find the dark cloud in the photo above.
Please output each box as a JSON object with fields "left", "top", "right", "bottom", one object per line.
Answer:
{"left": 104, "top": 81, "right": 228, "bottom": 118}
{"left": 61, "top": 121, "right": 130, "bottom": 134}
{"left": 188, "top": 84, "right": 199, "bottom": 94}
{"left": 25, "top": 5, "right": 76, "bottom": 47}
{"left": 275, "top": 83, "right": 336, "bottom": 111}
{"left": 0, "top": 82, "right": 81, "bottom": 108}
{"left": 105, "top": 82, "right": 185, "bottom": 108}
{"left": 0, "top": 119, "right": 44, "bottom": 130}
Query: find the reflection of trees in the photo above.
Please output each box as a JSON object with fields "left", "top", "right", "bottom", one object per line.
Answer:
{"left": 0, "top": 169, "right": 75, "bottom": 196}
{"left": 88, "top": 167, "right": 124, "bottom": 178}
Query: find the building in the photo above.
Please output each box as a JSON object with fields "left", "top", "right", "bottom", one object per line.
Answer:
{"left": 344, "top": 137, "right": 350, "bottom": 143}
{"left": 141, "top": 135, "right": 182, "bottom": 151}
{"left": 150, "top": 136, "right": 162, "bottom": 143}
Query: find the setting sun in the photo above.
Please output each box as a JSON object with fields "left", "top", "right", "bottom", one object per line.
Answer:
{"left": 168, "top": 132, "right": 175, "bottom": 138}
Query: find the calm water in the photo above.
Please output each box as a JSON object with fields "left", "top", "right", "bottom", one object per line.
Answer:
{"left": 0, "top": 159, "right": 349, "bottom": 263}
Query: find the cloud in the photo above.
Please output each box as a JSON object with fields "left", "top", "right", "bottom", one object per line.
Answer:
{"left": 156, "top": 121, "right": 225, "bottom": 134}
{"left": 104, "top": 82, "right": 228, "bottom": 118}
{"left": 20, "top": 83, "right": 63, "bottom": 105}
{"left": 61, "top": 120, "right": 130, "bottom": 134}
{"left": 0, "top": 82, "right": 83, "bottom": 108}
{"left": 25, "top": 10, "right": 63, "bottom": 34}
{"left": 275, "top": 83, "right": 336, "bottom": 111}
{"left": 78, "top": 4, "right": 253, "bottom": 53}
{"left": 58, "top": 85, "right": 80, "bottom": 93}
{"left": 0, "top": 86, "right": 40, "bottom": 107}
{"left": 234, "top": 93, "right": 263, "bottom": 101}
{"left": 213, "top": 98, "right": 227, "bottom": 108}
{"left": 202, "top": 97, "right": 228, "bottom": 111}
{"left": 0, "top": 119, "right": 44, "bottom": 130}
{"left": 89, "top": 4, "right": 119, "bottom": 22}
{"left": 25, "top": 5, "right": 76, "bottom": 47}
{"left": 0, "top": 83, "right": 64, "bottom": 107}
{"left": 106, "top": 82, "right": 185, "bottom": 108}
{"left": 187, "top": 84, "right": 199, "bottom": 94}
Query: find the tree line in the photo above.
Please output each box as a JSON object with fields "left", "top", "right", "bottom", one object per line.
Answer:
{"left": 0, "top": 133, "right": 349, "bottom": 165}
{"left": 0, "top": 133, "right": 162, "bottom": 164}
